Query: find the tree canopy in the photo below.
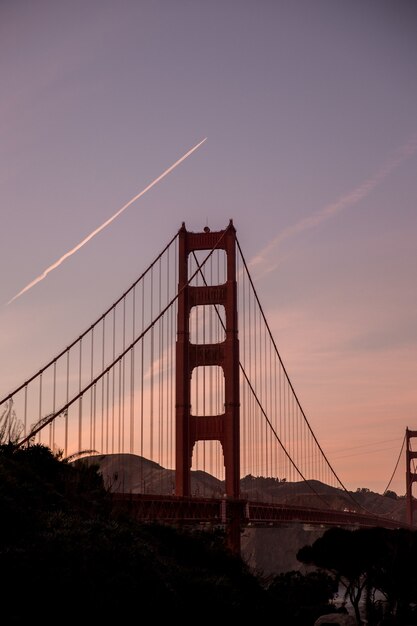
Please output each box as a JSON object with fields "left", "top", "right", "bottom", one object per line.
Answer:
{"left": 297, "top": 526, "right": 417, "bottom": 625}
{"left": 0, "top": 444, "right": 266, "bottom": 623}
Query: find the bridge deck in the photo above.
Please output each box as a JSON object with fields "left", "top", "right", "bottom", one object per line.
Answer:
{"left": 111, "top": 493, "right": 406, "bottom": 530}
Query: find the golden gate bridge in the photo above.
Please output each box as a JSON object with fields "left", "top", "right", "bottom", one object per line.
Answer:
{"left": 1, "top": 221, "right": 415, "bottom": 553}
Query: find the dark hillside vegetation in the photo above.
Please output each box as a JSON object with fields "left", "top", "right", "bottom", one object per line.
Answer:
{"left": 0, "top": 444, "right": 344, "bottom": 625}
{"left": 0, "top": 444, "right": 267, "bottom": 623}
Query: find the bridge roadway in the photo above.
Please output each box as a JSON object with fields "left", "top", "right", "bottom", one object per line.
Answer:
{"left": 111, "top": 493, "right": 405, "bottom": 531}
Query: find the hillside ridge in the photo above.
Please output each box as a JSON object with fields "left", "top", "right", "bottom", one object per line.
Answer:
{"left": 77, "top": 452, "right": 406, "bottom": 523}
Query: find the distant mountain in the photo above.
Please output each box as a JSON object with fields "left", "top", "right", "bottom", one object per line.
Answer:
{"left": 76, "top": 453, "right": 406, "bottom": 523}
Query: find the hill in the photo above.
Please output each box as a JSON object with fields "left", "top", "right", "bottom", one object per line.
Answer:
{"left": 78, "top": 452, "right": 406, "bottom": 523}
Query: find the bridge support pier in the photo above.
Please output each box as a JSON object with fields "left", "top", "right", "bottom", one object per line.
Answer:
{"left": 222, "top": 499, "right": 246, "bottom": 555}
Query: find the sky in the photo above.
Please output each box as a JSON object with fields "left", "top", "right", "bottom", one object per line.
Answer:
{"left": 1, "top": 0, "right": 416, "bottom": 494}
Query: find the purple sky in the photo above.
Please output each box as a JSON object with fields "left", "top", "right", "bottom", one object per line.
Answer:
{"left": 1, "top": 0, "right": 416, "bottom": 493}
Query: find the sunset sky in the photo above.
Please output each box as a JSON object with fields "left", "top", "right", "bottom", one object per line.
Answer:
{"left": 1, "top": 0, "right": 416, "bottom": 494}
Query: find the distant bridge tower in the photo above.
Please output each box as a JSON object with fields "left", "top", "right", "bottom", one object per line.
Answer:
{"left": 175, "top": 221, "right": 240, "bottom": 499}
{"left": 406, "top": 427, "right": 417, "bottom": 527}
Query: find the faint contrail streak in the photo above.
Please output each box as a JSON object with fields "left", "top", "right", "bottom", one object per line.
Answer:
{"left": 7, "top": 138, "right": 207, "bottom": 305}
{"left": 250, "top": 132, "right": 417, "bottom": 273}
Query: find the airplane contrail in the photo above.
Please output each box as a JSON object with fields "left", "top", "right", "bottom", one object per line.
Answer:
{"left": 7, "top": 138, "right": 207, "bottom": 305}
{"left": 249, "top": 132, "right": 417, "bottom": 273}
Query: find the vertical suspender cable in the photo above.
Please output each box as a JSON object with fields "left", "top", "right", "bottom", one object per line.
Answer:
{"left": 106, "top": 370, "right": 109, "bottom": 453}
{"left": 264, "top": 319, "right": 268, "bottom": 477}
{"left": 90, "top": 329, "right": 94, "bottom": 450}
{"left": 269, "top": 332, "right": 273, "bottom": 480}
{"left": 112, "top": 308, "right": 116, "bottom": 453}
{"left": 101, "top": 318, "right": 105, "bottom": 454}
{"left": 239, "top": 250, "right": 244, "bottom": 477}
{"left": 140, "top": 278, "right": 144, "bottom": 470}
{"left": 65, "top": 351, "right": 69, "bottom": 456}
{"left": 78, "top": 338, "right": 83, "bottom": 453}
{"left": 271, "top": 346, "right": 279, "bottom": 478}
{"left": 158, "top": 257, "right": 163, "bottom": 482}
{"left": 118, "top": 352, "right": 122, "bottom": 453}
{"left": 164, "top": 248, "right": 169, "bottom": 473}
{"left": 38, "top": 373, "right": 42, "bottom": 443}
{"left": 121, "top": 296, "right": 126, "bottom": 453}
{"left": 150, "top": 266, "right": 154, "bottom": 461}
{"left": 130, "top": 286, "right": 136, "bottom": 455}
{"left": 51, "top": 360, "right": 56, "bottom": 450}
{"left": 24, "top": 386, "right": 28, "bottom": 440}
{"left": 248, "top": 269, "right": 252, "bottom": 475}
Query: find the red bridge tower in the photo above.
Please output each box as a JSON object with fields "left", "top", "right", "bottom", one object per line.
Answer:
{"left": 406, "top": 427, "right": 417, "bottom": 527}
{"left": 175, "top": 221, "right": 240, "bottom": 499}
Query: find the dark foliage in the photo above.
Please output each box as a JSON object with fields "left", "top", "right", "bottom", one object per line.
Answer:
{"left": 0, "top": 443, "right": 109, "bottom": 545}
{"left": 297, "top": 526, "right": 417, "bottom": 625}
{"left": 0, "top": 444, "right": 270, "bottom": 624}
{"left": 383, "top": 490, "right": 398, "bottom": 500}
{"left": 266, "top": 570, "right": 339, "bottom": 626}
{"left": 2, "top": 444, "right": 355, "bottom": 624}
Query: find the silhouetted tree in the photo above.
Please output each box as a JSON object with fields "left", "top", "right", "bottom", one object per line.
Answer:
{"left": 297, "top": 526, "right": 417, "bottom": 625}
{"left": 383, "top": 490, "right": 398, "bottom": 500}
{"left": 0, "top": 399, "right": 23, "bottom": 443}
{"left": 370, "top": 528, "right": 417, "bottom": 624}
{"left": 266, "top": 570, "right": 338, "bottom": 625}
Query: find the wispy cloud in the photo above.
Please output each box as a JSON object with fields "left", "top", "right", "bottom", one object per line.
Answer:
{"left": 7, "top": 138, "right": 207, "bottom": 305}
{"left": 250, "top": 132, "right": 417, "bottom": 271}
